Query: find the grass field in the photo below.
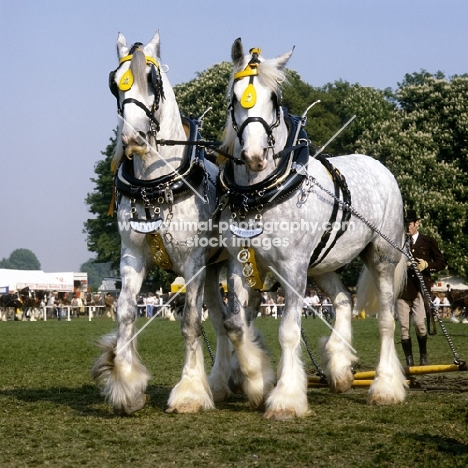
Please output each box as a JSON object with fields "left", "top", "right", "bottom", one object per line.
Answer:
{"left": 0, "top": 315, "right": 467, "bottom": 467}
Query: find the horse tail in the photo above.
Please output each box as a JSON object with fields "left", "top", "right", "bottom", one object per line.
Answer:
{"left": 355, "top": 267, "right": 378, "bottom": 316}
{"left": 355, "top": 251, "right": 407, "bottom": 316}
{"left": 393, "top": 252, "right": 407, "bottom": 301}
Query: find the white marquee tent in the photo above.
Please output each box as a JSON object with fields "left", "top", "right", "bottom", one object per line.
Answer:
{"left": 0, "top": 269, "right": 74, "bottom": 293}
{"left": 432, "top": 275, "right": 468, "bottom": 292}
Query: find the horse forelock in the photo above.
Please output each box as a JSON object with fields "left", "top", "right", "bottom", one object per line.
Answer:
{"left": 257, "top": 60, "right": 286, "bottom": 95}
{"left": 130, "top": 48, "right": 149, "bottom": 94}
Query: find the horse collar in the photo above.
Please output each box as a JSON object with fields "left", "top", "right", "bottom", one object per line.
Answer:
{"left": 218, "top": 112, "right": 310, "bottom": 213}
{"left": 114, "top": 116, "right": 207, "bottom": 231}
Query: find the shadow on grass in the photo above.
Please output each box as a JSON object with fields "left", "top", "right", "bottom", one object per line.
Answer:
{"left": 0, "top": 383, "right": 174, "bottom": 417}
{"left": 402, "top": 432, "right": 467, "bottom": 456}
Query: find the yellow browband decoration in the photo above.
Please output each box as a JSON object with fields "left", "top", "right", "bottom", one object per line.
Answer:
{"left": 234, "top": 64, "right": 259, "bottom": 81}
{"left": 119, "top": 53, "right": 160, "bottom": 69}
{"left": 117, "top": 53, "right": 160, "bottom": 92}
{"left": 235, "top": 64, "right": 259, "bottom": 108}
{"left": 234, "top": 48, "right": 262, "bottom": 108}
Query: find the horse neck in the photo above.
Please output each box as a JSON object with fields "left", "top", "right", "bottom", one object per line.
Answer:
{"left": 232, "top": 116, "right": 289, "bottom": 186}
{"left": 133, "top": 87, "right": 187, "bottom": 180}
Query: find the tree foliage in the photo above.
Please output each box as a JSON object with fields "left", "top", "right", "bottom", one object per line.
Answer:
{"left": 79, "top": 259, "right": 113, "bottom": 291}
{"left": 83, "top": 132, "right": 120, "bottom": 268}
{"left": 174, "top": 62, "right": 232, "bottom": 141}
{"left": 0, "top": 248, "right": 41, "bottom": 270}
{"left": 355, "top": 72, "right": 468, "bottom": 275}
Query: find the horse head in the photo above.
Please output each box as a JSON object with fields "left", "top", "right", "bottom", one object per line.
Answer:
{"left": 109, "top": 32, "right": 183, "bottom": 175}
{"left": 224, "top": 38, "right": 293, "bottom": 176}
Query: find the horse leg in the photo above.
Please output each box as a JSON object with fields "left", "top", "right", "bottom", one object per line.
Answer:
{"left": 264, "top": 274, "right": 309, "bottom": 420}
{"left": 205, "top": 264, "right": 233, "bottom": 403}
{"left": 166, "top": 262, "right": 214, "bottom": 413}
{"left": 225, "top": 261, "right": 275, "bottom": 410}
{"left": 314, "top": 272, "right": 357, "bottom": 393}
{"left": 91, "top": 248, "right": 150, "bottom": 415}
{"left": 361, "top": 254, "right": 407, "bottom": 405}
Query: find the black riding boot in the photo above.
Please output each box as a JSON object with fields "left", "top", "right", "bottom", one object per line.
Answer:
{"left": 417, "top": 334, "right": 429, "bottom": 366}
{"left": 401, "top": 338, "right": 414, "bottom": 367}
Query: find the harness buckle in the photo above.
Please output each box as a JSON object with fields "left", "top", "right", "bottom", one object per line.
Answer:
{"left": 164, "top": 186, "right": 174, "bottom": 205}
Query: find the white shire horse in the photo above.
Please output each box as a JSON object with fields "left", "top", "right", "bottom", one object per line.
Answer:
{"left": 92, "top": 32, "right": 225, "bottom": 415}
{"left": 216, "top": 39, "right": 407, "bottom": 419}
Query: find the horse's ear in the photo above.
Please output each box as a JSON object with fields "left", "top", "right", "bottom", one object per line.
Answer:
{"left": 232, "top": 37, "right": 244, "bottom": 68}
{"left": 145, "top": 31, "right": 161, "bottom": 59}
{"left": 117, "top": 32, "right": 129, "bottom": 59}
{"left": 272, "top": 47, "right": 295, "bottom": 70}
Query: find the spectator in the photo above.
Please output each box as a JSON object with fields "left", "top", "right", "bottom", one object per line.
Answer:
{"left": 276, "top": 294, "right": 284, "bottom": 317}
{"left": 146, "top": 292, "right": 155, "bottom": 319}
{"left": 432, "top": 293, "right": 440, "bottom": 315}
{"left": 137, "top": 295, "right": 145, "bottom": 317}
{"left": 303, "top": 290, "right": 320, "bottom": 319}
{"left": 105, "top": 293, "right": 115, "bottom": 320}
{"left": 47, "top": 292, "right": 56, "bottom": 320}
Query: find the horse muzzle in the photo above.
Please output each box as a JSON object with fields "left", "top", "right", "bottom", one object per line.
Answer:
{"left": 122, "top": 132, "right": 148, "bottom": 157}
{"left": 241, "top": 149, "right": 268, "bottom": 172}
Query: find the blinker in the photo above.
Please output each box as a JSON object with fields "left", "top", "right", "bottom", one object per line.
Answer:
{"left": 111, "top": 53, "right": 161, "bottom": 94}
{"left": 119, "top": 69, "right": 134, "bottom": 91}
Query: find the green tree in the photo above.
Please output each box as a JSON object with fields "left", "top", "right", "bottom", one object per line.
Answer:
{"left": 83, "top": 132, "right": 120, "bottom": 268}
{"left": 356, "top": 72, "right": 468, "bottom": 276}
{"left": 282, "top": 71, "right": 343, "bottom": 154}
{"left": 0, "top": 248, "right": 41, "bottom": 270}
{"left": 174, "top": 62, "right": 232, "bottom": 141}
{"left": 79, "top": 259, "right": 113, "bottom": 290}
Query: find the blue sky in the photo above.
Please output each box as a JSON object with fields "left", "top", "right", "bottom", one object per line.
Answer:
{"left": 1, "top": 0, "right": 467, "bottom": 272}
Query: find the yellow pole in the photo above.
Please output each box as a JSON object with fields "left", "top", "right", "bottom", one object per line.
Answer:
{"left": 308, "top": 376, "right": 412, "bottom": 388}
{"left": 352, "top": 363, "right": 465, "bottom": 380}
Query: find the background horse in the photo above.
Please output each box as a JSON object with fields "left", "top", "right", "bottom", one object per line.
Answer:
{"left": 92, "top": 32, "right": 225, "bottom": 415}
{"left": 0, "top": 292, "right": 22, "bottom": 321}
{"left": 18, "top": 287, "right": 47, "bottom": 321}
{"left": 216, "top": 39, "right": 407, "bottom": 420}
{"left": 447, "top": 289, "right": 468, "bottom": 322}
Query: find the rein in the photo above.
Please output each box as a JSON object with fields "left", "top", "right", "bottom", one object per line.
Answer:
{"left": 155, "top": 138, "right": 246, "bottom": 165}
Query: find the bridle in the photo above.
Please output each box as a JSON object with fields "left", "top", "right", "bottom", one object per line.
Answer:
{"left": 229, "top": 48, "right": 281, "bottom": 149}
{"left": 109, "top": 42, "right": 165, "bottom": 134}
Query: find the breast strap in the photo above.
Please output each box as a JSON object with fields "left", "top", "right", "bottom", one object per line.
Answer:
{"left": 115, "top": 116, "right": 206, "bottom": 202}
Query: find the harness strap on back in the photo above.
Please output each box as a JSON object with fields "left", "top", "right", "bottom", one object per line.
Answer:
{"left": 308, "top": 155, "right": 352, "bottom": 268}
